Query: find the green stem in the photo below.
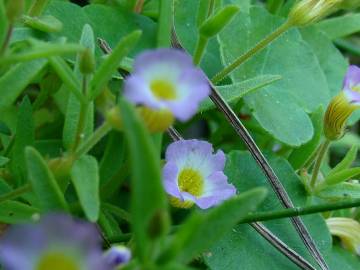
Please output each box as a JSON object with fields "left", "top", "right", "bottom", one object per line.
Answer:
{"left": 72, "top": 76, "right": 89, "bottom": 152}
{"left": 28, "top": 0, "right": 50, "bottom": 17}
{"left": 211, "top": 21, "right": 292, "bottom": 84}
{"left": 302, "top": 144, "right": 322, "bottom": 171}
{"left": 0, "top": 24, "right": 13, "bottom": 56}
{"left": 193, "top": 35, "right": 209, "bottom": 65}
{"left": 310, "top": 140, "right": 331, "bottom": 189}
{"left": 0, "top": 184, "right": 31, "bottom": 203}
{"left": 75, "top": 121, "right": 112, "bottom": 158}
{"left": 102, "top": 203, "right": 131, "bottom": 222}
{"left": 240, "top": 198, "right": 360, "bottom": 224}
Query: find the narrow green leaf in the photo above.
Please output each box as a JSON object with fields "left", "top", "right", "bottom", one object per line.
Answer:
{"left": 71, "top": 155, "right": 100, "bottom": 222}
{"left": 199, "top": 74, "right": 281, "bottom": 111}
{"left": 157, "top": 0, "right": 172, "bottom": 47}
{"left": 328, "top": 145, "right": 358, "bottom": 177}
{"left": 98, "top": 210, "right": 123, "bottom": 238}
{"left": 0, "top": 201, "right": 39, "bottom": 224}
{"left": 89, "top": 30, "right": 142, "bottom": 100}
{"left": 159, "top": 188, "right": 267, "bottom": 264}
{"left": 22, "top": 14, "right": 62, "bottom": 33}
{"left": 0, "top": 59, "right": 47, "bottom": 109}
{"left": 199, "top": 5, "right": 240, "bottom": 38}
{"left": 25, "top": 146, "right": 68, "bottom": 212}
{"left": 119, "top": 99, "right": 168, "bottom": 262}
{"left": 0, "top": 43, "right": 83, "bottom": 65}
{"left": 0, "top": 156, "right": 9, "bottom": 166}
{"left": 317, "top": 14, "right": 360, "bottom": 40}
{"left": 48, "top": 57, "right": 85, "bottom": 104}
{"left": 63, "top": 24, "right": 94, "bottom": 149}
{"left": 317, "top": 183, "right": 360, "bottom": 200}
{"left": 0, "top": 121, "right": 11, "bottom": 135}
{"left": 10, "top": 97, "right": 34, "bottom": 184}
{"left": 323, "top": 167, "right": 360, "bottom": 186}
{"left": 288, "top": 106, "right": 324, "bottom": 169}
{"left": 0, "top": 0, "right": 8, "bottom": 47}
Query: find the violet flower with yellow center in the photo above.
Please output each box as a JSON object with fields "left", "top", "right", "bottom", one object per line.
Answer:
{"left": 0, "top": 214, "right": 110, "bottom": 270}
{"left": 324, "top": 65, "right": 360, "bottom": 140}
{"left": 163, "top": 139, "right": 236, "bottom": 209}
{"left": 124, "top": 49, "right": 210, "bottom": 131}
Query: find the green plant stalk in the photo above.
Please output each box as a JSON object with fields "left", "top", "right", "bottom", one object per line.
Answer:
{"left": 310, "top": 140, "right": 331, "bottom": 189}
{"left": 0, "top": 184, "right": 31, "bottom": 203}
{"left": 193, "top": 35, "right": 208, "bottom": 65}
{"left": 75, "top": 121, "right": 112, "bottom": 158}
{"left": 28, "top": 0, "right": 50, "bottom": 17}
{"left": 241, "top": 198, "right": 360, "bottom": 224}
{"left": 0, "top": 24, "right": 13, "bottom": 56}
{"left": 211, "top": 21, "right": 292, "bottom": 84}
{"left": 157, "top": 0, "right": 173, "bottom": 47}
{"left": 72, "top": 76, "right": 89, "bottom": 153}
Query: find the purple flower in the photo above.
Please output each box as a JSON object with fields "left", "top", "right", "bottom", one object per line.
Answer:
{"left": 124, "top": 48, "right": 210, "bottom": 122}
{"left": 162, "top": 139, "right": 236, "bottom": 209}
{"left": 343, "top": 65, "right": 360, "bottom": 105}
{"left": 103, "top": 245, "right": 131, "bottom": 269}
{"left": 0, "top": 214, "right": 110, "bottom": 270}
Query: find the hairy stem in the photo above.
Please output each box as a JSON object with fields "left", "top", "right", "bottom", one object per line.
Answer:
{"left": 310, "top": 140, "right": 331, "bottom": 189}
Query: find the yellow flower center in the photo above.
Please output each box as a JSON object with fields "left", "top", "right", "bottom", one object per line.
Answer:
{"left": 352, "top": 85, "right": 360, "bottom": 92}
{"left": 150, "top": 80, "right": 177, "bottom": 100}
{"left": 178, "top": 168, "right": 204, "bottom": 197}
{"left": 36, "top": 252, "right": 80, "bottom": 270}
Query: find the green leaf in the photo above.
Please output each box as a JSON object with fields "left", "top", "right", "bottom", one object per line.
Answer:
{"left": 317, "top": 183, "right": 360, "bottom": 200}
{"left": 322, "top": 167, "right": 360, "bottom": 186}
{"left": 0, "top": 201, "right": 39, "bottom": 224}
{"left": 160, "top": 188, "right": 267, "bottom": 264}
{"left": 204, "top": 151, "right": 332, "bottom": 269}
{"left": 218, "top": 7, "right": 330, "bottom": 146}
{"left": 157, "top": 0, "right": 172, "bottom": 47}
{"left": 199, "top": 5, "right": 240, "bottom": 38}
{"left": 63, "top": 24, "right": 94, "bottom": 149}
{"left": 22, "top": 14, "right": 63, "bottom": 33}
{"left": 317, "top": 14, "right": 360, "bottom": 40}
{"left": 288, "top": 106, "right": 324, "bottom": 169}
{"left": 0, "top": 0, "right": 8, "bottom": 47}
{"left": 0, "top": 59, "right": 47, "bottom": 109}
{"left": 328, "top": 145, "right": 358, "bottom": 177}
{"left": 10, "top": 97, "right": 34, "bottom": 184}
{"left": 25, "top": 146, "right": 68, "bottom": 212}
{"left": 200, "top": 75, "right": 281, "bottom": 111}
{"left": 89, "top": 30, "right": 141, "bottom": 100}
{"left": 71, "top": 155, "right": 100, "bottom": 222}
{"left": 0, "top": 156, "right": 9, "bottom": 167}
{"left": 119, "top": 99, "right": 168, "bottom": 262}
{"left": 45, "top": 1, "right": 156, "bottom": 56}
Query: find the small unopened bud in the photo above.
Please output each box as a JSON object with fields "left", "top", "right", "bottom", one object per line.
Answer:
{"left": 6, "top": 0, "right": 24, "bottom": 23}
{"left": 199, "top": 5, "right": 240, "bottom": 38}
{"left": 137, "top": 106, "right": 174, "bottom": 133}
{"left": 323, "top": 92, "right": 357, "bottom": 141}
{"left": 326, "top": 217, "right": 360, "bottom": 256}
{"left": 103, "top": 245, "right": 131, "bottom": 268}
{"left": 287, "top": 0, "right": 342, "bottom": 27}
{"left": 79, "top": 48, "right": 95, "bottom": 75}
{"left": 106, "top": 106, "right": 123, "bottom": 131}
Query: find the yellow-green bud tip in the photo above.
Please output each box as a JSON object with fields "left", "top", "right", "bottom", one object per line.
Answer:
{"left": 79, "top": 48, "right": 95, "bottom": 75}
{"left": 323, "top": 91, "right": 357, "bottom": 141}
{"left": 137, "top": 107, "right": 174, "bottom": 133}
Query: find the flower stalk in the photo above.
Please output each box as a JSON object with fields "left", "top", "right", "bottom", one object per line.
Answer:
{"left": 309, "top": 140, "right": 331, "bottom": 190}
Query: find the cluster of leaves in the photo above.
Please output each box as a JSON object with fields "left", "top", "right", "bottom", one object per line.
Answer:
{"left": 0, "top": 0, "right": 360, "bottom": 269}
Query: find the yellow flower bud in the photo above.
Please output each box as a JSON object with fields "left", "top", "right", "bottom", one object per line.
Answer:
{"left": 288, "top": 0, "right": 342, "bottom": 27}
{"left": 79, "top": 48, "right": 95, "bottom": 75}
{"left": 323, "top": 91, "right": 357, "bottom": 141}
{"left": 137, "top": 107, "right": 174, "bottom": 133}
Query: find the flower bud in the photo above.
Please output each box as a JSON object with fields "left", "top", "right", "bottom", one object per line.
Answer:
{"left": 103, "top": 245, "right": 131, "bottom": 268}
{"left": 6, "top": 0, "right": 24, "bottom": 23}
{"left": 106, "top": 106, "right": 123, "bottom": 131}
{"left": 287, "top": 0, "right": 342, "bottom": 27}
{"left": 137, "top": 107, "right": 174, "bottom": 133}
{"left": 79, "top": 48, "right": 95, "bottom": 75}
{"left": 199, "top": 5, "right": 240, "bottom": 38}
{"left": 326, "top": 217, "right": 360, "bottom": 255}
{"left": 323, "top": 92, "right": 357, "bottom": 141}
